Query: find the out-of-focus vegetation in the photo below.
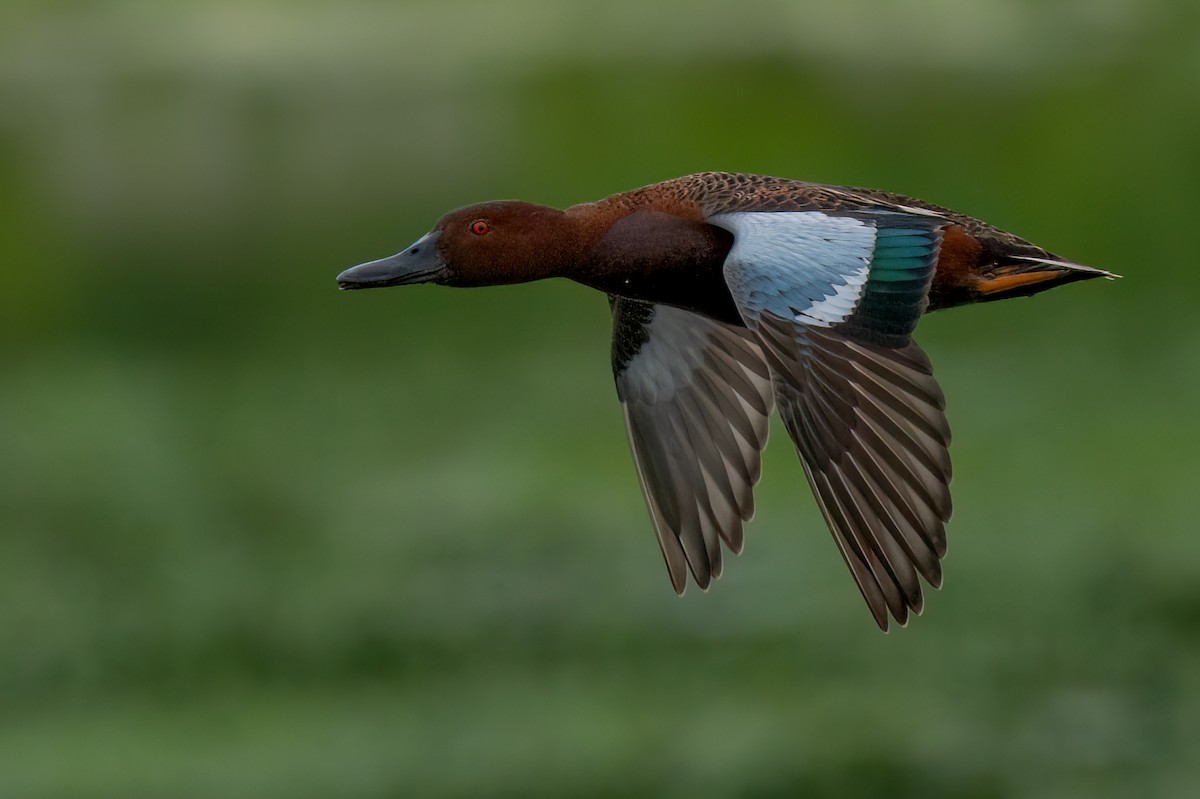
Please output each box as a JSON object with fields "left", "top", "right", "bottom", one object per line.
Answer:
{"left": 2, "top": 1, "right": 1198, "bottom": 796}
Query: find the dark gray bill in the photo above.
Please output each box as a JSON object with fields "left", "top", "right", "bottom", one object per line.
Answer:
{"left": 336, "top": 231, "right": 445, "bottom": 290}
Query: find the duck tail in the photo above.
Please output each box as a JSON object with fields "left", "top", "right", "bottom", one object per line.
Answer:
{"left": 975, "top": 255, "right": 1120, "bottom": 302}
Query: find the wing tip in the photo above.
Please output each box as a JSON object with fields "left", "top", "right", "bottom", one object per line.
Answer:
{"left": 872, "top": 612, "right": 891, "bottom": 633}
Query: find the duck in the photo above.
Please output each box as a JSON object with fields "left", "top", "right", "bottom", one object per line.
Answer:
{"left": 336, "top": 171, "right": 1115, "bottom": 630}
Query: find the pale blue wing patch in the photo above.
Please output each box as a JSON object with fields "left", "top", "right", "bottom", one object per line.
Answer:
{"left": 709, "top": 211, "right": 876, "bottom": 328}
{"left": 712, "top": 210, "right": 943, "bottom": 348}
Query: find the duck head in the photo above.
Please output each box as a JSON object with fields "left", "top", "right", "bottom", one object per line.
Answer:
{"left": 337, "top": 201, "right": 578, "bottom": 290}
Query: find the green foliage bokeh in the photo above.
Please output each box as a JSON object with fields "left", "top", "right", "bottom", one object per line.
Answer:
{"left": 2, "top": 2, "right": 1198, "bottom": 797}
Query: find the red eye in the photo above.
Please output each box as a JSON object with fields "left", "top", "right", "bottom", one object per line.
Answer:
{"left": 470, "top": 220, "right": 490, "bottom": 236}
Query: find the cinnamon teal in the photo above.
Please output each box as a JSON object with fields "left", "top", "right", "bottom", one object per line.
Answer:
{"left": 337, "top": 172, "right": 1115, "bottom": 630}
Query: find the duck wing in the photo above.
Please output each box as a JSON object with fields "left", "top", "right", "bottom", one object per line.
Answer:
{"left": 610, "top": 298, "right": 773, "bottom": 592}
{"left": 710, "top": 209, "right": 953, "bottom": 630}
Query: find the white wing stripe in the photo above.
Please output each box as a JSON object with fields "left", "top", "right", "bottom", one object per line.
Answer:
{"left": 796, "top": 267, "right": 869, "bottom": 328}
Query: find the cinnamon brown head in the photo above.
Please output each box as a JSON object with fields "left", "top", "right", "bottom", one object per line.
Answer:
{"left": 337, "top": 201, "right": 580, "bottom": 290}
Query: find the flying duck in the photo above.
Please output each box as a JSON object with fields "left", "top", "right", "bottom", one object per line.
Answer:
{"left": 337, "top": 172, "right": 1114, "bottom": 630}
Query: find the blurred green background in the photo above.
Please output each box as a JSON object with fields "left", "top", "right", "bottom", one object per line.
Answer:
{"left": 3, "top": 1, "right": 1198, "bottom": 796}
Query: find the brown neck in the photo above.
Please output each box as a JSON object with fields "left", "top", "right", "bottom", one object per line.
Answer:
{"left": 521, "top": 207, "right": 592, "bottom": 281}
